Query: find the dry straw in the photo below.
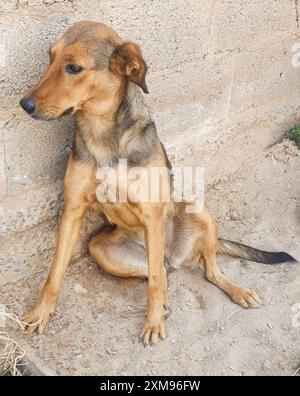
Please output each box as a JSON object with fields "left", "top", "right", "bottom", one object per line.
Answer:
{"left": 0, "top": 311, "right": 39, "bottom": 376}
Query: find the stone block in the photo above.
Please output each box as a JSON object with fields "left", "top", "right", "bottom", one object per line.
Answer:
{"left": 213, "top": 0, "right": 296, "bottom": 52}
{"left": 148, "top": 53, "right": 235, "bottom": 139}
{"left": 4, "top": 115, "right": 73, "bottom": 194}
{"left": 230, "top": 38, "right": 300, "bottom": 113}
{"left": 101, "top": 0, "right": 214, "bottom": 72}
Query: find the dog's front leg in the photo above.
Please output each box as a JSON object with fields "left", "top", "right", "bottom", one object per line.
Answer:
{"left": 23, "top": 157, "right": 94, "bottom": 333}
{"left": 141, "top": 207, "right": 166, "bottom": 345}
{"left": 23, "top": 203, "right": 86, "bottom": 333}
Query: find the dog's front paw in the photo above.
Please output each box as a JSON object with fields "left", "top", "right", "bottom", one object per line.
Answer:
{"left": 140, "top": 316, "right": 166, "bottom": 345}
{"left": 22, "top": 301, "right": 55, "bottom": 334}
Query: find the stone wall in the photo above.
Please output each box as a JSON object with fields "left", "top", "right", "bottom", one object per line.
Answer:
{"left": 1, "top": 0, "right": 300, "bottom": 284}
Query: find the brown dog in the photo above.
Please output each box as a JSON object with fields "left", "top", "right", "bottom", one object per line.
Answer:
{"left": 20, "top": 22, "right": 296, "bottom": 345}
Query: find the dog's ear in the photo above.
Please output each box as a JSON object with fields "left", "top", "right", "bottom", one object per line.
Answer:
{"left": 110, "top": 42, "right": 149, "bottom": 94}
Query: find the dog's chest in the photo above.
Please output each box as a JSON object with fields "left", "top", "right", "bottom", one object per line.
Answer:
{"left": 94, "top": 164, "right": 144, "bottom": 228}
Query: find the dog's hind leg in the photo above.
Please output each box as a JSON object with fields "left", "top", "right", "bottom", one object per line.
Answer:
{"left": 203, "top": 249, "right": 262, "bottom": 308}
{"left": 170, "top": 206, "right": 263, "bottom": 309}
{"left": 201, "top": 226, "right": 262, "bottom": 308}
{"left": 89, "top": 227, "right": 169, "bottom": 307}
{"left": 89, "top": 227, "right": 148, "bottom": 278}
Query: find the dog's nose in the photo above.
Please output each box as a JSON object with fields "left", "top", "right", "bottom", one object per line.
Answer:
{"left": 20, "top": 97, "right": 36, "bottom": 115}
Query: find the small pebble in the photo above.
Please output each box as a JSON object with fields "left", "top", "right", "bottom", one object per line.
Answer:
{"left": 80, "top": 357, "right": 90, "bottom": 368}
{"left": 263, "top": 360, "right": 272, "bottom": 370}
{"left": 73, "top": 347, "right": 81, "bottom": 356}
{"left": 73, "top": 283, "right": 87, "bottom": 294}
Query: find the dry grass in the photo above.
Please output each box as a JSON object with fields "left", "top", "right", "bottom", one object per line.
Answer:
{"left": 0, "top": 332, "right": 26, "bottom": 376}
{"left": 0, "top": 311, "right": 39, "bottom": 376}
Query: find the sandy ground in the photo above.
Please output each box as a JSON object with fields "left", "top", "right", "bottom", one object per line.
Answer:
{"left": 1, "top": 137, "right": 300, "bottom": 376}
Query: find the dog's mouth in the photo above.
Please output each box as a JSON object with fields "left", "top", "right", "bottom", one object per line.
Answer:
{"left": 61, "top": 107, "right": 74, "bottom": 116}
{"left": 31, "top": 113, "right": 55, "bottom": 121}
{"left": 30, "top": 107, "right": 75, "bottom": 121}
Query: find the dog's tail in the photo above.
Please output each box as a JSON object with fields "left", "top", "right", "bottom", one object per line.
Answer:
{"left": 217, "top": 238, "right": 297, "bottom": 264}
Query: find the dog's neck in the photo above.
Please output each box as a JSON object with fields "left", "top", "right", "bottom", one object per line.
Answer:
{"left": 73, "top": 82, "right": 155, "bottom": 167}
{"left": 116, "top": 82, "right": 152, "bottom": 130}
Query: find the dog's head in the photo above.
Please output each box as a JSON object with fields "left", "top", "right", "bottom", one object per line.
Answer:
{"left": 20, "top": 21, "right": 148, "bottom": 120}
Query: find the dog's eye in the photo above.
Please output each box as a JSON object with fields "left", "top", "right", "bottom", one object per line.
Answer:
{"left": 66, "top": 64, "right": 84, "bottom": 74}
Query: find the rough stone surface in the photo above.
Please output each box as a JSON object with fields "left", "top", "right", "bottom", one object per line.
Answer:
{"left": 148, "top": 53, "right": 235, "bottom": 141}
{"left": 0, "top": 182, "right": 63, "bottom": 239}
{"left": 213, "top": 0, "right": 297, "bottom": 52}
{"left": 0, "top": 207, "right": 103, "bottom": 285}
{"left": 231, "top": 38, "right": 300, "bottom": 113}
{"left": 4, "top": 115, "right": 73, "bottom": 194}
{"left": 0, "top": 122, "right": 6, "bottom": 198}
{"left": 0, "top": 219, "right": 57, "bottom": 284}
{"left": 100, "top": 0, "right": 214, "bottom": 72}
{"left": 0, "top": 1, "right": 18, "bottom": 12}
